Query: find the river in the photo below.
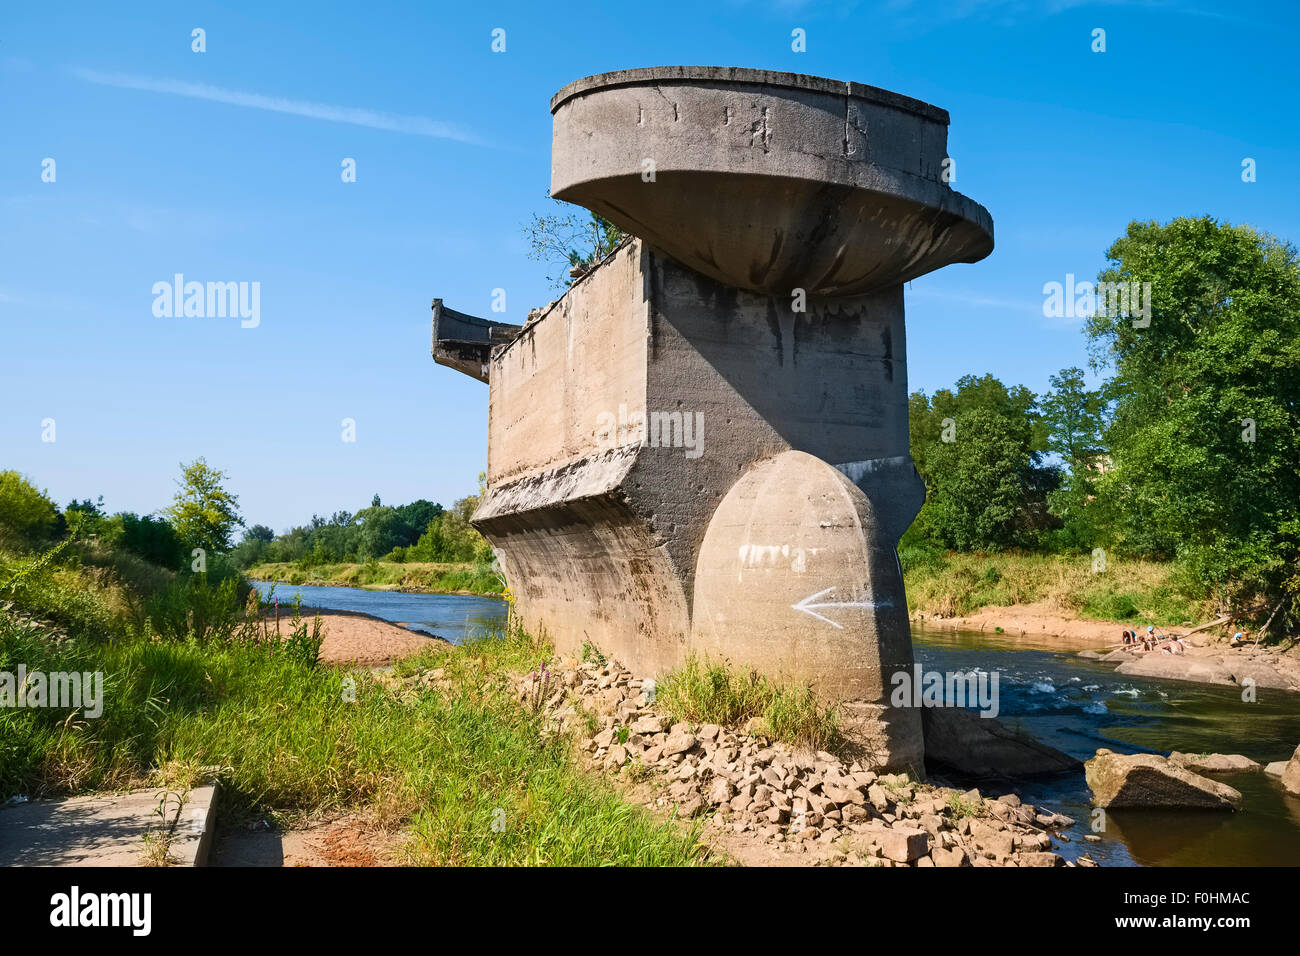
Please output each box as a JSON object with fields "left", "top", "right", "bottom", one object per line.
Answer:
{"left": 252, "top": 581, "right": 1300, "bottom": 867}
{"left": 250, "top": 581, "right": 506, "bottom": 646}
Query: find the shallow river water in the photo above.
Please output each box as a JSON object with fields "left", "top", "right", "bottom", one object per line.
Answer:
{"left": 252, "top": 581, "right": 1300, "bottom": 866}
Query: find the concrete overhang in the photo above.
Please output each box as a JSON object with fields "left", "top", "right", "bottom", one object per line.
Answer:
{"left": 550, "top": 65, "right": 994, "bottom": 297}
{"left": 430, "top": 298, "right": 522, "bottom": 384}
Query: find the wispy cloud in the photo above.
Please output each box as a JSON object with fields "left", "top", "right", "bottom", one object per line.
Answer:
{"left": 70, "top": 67, "right": 483, "bottom": 145}
{"left": 908, "top": 286, "right": 1044, "bottom": 316}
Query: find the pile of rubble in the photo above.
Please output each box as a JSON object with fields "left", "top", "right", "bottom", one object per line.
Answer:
{"left": 518, "top": 657, "right": 1096, "bottom": 867}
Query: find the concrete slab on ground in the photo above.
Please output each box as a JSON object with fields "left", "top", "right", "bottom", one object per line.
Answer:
{"left": 0, "top": 782, "right": 219, "bottom": 867}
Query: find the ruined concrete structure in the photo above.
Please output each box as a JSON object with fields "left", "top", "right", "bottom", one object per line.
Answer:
{"left": 432, "top": 67, "right": 993, "bottom": 771}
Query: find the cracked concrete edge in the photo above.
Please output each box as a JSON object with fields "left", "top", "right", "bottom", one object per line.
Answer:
{"left": 168, "top": 778, "right": 220, "bottom": 867}
{"left": 549, "top": 65, "right": 950, "bottom": 123}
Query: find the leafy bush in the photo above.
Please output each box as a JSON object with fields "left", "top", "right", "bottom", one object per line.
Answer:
{"left": 0, "top": 471, "right": 58, "bottom": 547}
{"left": 104, "top": 513, "right": 184, "bottom": 569}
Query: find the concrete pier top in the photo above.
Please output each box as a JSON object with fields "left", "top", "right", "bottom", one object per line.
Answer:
{"left": 550, "top": 66, "right": 993, "bottom": 297}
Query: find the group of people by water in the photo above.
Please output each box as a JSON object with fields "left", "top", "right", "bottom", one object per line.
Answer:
{"left": 1120, "top": 625, "right": 1187, "bottom": 654}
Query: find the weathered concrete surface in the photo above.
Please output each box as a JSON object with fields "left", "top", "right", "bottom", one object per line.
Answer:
{"left": 430, "top": 299, "right": 521, "bottom": 384}
{"left": 921, "top": 706, "right": 1082, "bottom": 778}
{"left": 0, "top": 783, "right": 219, "bottom": 866}
{"left": 432, "top": 68, "right": 996, "bottom": 772}
{"left": 471, "top": 239, "right": 927, "bottom": 768}
{"left": 550, "top": 66, "right": 993, "bottom": 296}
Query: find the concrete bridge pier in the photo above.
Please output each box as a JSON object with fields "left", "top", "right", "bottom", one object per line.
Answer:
{"left": 432, "top": 67, "right": 994, "bottom": 772}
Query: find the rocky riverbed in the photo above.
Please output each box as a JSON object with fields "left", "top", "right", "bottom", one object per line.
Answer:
{"left": 503, "top": 657, "right": 1094, "bottom": 867}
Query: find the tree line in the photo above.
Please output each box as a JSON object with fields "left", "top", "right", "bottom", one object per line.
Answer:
{"left": 0, "top": 461, "right": 494, "bottom": 576}
{"left": 232, "top": 480, "right": 492, "bottom": 568}
{"left": 906, "top": 217, "right": 1299, "bottom": 627}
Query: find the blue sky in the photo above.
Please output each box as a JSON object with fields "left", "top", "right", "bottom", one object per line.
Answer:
{"left": 2, "top": 0, "right": 1297, "bottom": 532}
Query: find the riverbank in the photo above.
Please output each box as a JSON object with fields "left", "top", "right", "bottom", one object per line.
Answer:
{"left": 245, "top": 559, "right": 502, "bottom": 596}
{"left": 903, "top": 551, "right": 1207, "bottom": 628}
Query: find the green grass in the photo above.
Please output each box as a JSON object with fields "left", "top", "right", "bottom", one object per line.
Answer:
{"left": 246, "top": 559, "right": 503, "bottom": 596}
{"left": 0, "top": 612, "right": 708, "bottom": 866}
{"left": 656, "top": 653, "right": 844, "bottom": 753}
{"left": 945, "top": 792, "right": 981, "bottom": 818}
{"left": 902, "top": 550, "right": 1208, "bottom": 626}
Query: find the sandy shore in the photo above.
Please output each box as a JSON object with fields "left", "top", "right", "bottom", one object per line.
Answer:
{"left": 259, "top": 605, "right": 452, "bottom": 667}
{"left": 912, "top": 601, "right": 1134, "bottom": 645}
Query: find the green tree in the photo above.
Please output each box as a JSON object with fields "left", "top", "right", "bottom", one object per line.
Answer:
{"left": 909, "top": 375, "right": 1057, "bottom": 550}
{"left": 526, "top": 197, "right": 627, "bottom": 289}
{"left": 112, "top": 513, "right": 183, "bottom": 568}
{"left": 918, "top": 407, "right": 1044, "bottom": 550}
{"left": 1041, "top": 367, "right": 1109, "bottom": 546}
{"left": 163, "top": 458, "right": 243, "bottom": 554}
{"left": 244, "top": 524, "right": 275, "bottom": 543}
{"left": 1085, "top": 217, "right": 1300, "bottom": 619}
{"left": 0, "top": 471, "right": 58, "bottom": 545}
{"left": 354, "top": 500, "right": 404, "bottom": 560}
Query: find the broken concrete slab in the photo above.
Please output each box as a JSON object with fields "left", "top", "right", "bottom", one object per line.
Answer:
{"left": 921, "top": 706, "right": 1082, "bottom": 778}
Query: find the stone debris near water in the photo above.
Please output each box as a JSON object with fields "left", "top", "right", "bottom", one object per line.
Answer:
{"left": 1282, "top": 744, "right": 1300, "bottom": 797}
{"left": 1168, "top": 752, "right": 1262, "bottom": 774}
{"left": 506, "top": 653, "right": 1080, "bottom": 868}
{"left": 1085, "top": 750, "right": 1242, "bottom": 810}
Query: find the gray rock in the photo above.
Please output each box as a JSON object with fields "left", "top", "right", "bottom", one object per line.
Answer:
{"left": 1085, "top": 751, "right": 1242, "bottom": 810}
{"left": 632, "top": 715, "right": 670, "bottom": 735}
{"left": 1169, "top": 752, "right": 1262, "bottom": 774}
{"left": 1283, "top": 744, "right": 1300, "bottom": 797}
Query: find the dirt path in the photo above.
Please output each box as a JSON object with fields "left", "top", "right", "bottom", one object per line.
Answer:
{"left": 210, "top": 814, "right": 402, "bottom": 866}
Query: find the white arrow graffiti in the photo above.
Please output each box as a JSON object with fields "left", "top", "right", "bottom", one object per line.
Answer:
{"left": 790, "top": 587, "right": 892, "bottom": 629}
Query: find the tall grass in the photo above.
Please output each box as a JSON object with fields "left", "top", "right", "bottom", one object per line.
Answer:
{"left": 0, "top": 613, "right": 707, "bottom": 866}
{"left": 657, "top": 654, "right": 844, "bottom": 753}
{"left": 902, "top": 550, "right": 1208, "bottom": 625}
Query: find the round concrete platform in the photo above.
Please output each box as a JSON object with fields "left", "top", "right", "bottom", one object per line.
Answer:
{"left": 550, "top": 66, "right": 994, "bottom": 297}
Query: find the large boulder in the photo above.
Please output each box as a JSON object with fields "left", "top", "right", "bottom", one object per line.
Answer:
{"left": 1085, "top": 750, "right": 1242, "bottom": 810}
{"left": 1282, "top": 745, "right": 1300, "bottom": 797}
{"left": 922, "top": 706, "right": 1082, "bottom": 778}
